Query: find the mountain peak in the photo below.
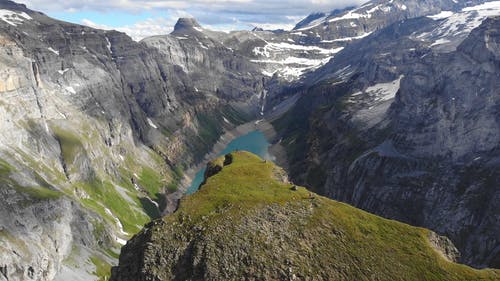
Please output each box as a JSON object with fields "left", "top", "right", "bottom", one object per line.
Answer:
{"left": 173, "top": 17, "right": 203, "bottom": 33}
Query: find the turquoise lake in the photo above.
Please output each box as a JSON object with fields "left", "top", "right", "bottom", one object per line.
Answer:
{"left": 186, "top": 130, "right": 272, "bottom": 194}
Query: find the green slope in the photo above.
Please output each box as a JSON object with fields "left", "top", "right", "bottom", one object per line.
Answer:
{"left": 111, "top": 151, "right": 499, "bottom": 280}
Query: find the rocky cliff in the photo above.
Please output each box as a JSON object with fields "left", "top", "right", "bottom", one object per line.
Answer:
{"left": 110, "top": 151, "right": 500, "bottom": 280}
{"left": 271, "top": 7, "right": 500, "bottom": 269}
{"left": 0, "top": 1, "right": 266, "bottom": 280}
{"left": 1, "top": 0, "right": 500, "bottom": 279}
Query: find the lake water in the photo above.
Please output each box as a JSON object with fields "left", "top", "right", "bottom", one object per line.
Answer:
{"left": 186, "top": 130, "right": 273, "bottom": 194}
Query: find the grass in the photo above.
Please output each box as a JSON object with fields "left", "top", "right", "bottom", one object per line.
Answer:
{"left": 177, "top": 152, "right": 310, "bottom": 220}
{"left": 76, "top": 179, "right": 149, "bottom": 234}
{"left": 51, "top": 126, "right": 85, "bottom": 166}
{"left": 0, "top": 159, "right": 14, "bottom": 176}
{"left": 153, "top": 151, "right": 499, "bottom": 280}
{"left": 137, "top": 167, "right": 164, "bottom": 199}
{"left": 15, "top": 186, "right": 62, "bottom": 200}
{"left": 0, "top": 159, "right": 63, "bottom": 201}
{"left": 90, "top": 255, "right": 112, "bottom": 281}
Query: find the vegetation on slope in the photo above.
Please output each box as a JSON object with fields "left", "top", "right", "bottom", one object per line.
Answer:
{"left": 112, "top": 151, "right": 500, "bottom": 280}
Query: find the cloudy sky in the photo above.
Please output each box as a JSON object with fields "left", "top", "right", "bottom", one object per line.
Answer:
{"left": 17, "top": 0, "right": 366, "bottom": 40}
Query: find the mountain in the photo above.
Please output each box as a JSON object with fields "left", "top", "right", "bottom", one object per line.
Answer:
{"left": 110, "top": 151, "right": 499, "bottom": 280}
{"left": 293, "top": 12, "right": 327, "bottom": 30}
{"left": 0, "top": 1, "right": 266, "bottom": 280}
{"left": 1, "top": 0, "right": 500, "bottom": 279}
{"left": 269, "top": 2, "right": 500, "bottom": 269}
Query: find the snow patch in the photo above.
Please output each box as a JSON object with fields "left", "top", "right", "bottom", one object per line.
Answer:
{"left": 58, "top": 68, "right": 70, "bottom": 75}
{"left": 365, "top": 76, "right": 404, "bottom": 102}
{"left": 321, "top": 32, "right": 372, "bottom": 43}
{"left": 428, "top": 11, "right": 454, "bottom": 20}
{"left": 253, "top": 42, "right": 342, "bottom": 57}
{"left": 252, "top": 56, "right": 335, "bottom": 67}
{"left": 65, "top": 86, "right": 76, "bottom": 94}
{"left": 199, "top": 42, "right": 209, "bottom": 49}
{"left": 104, "top": 207, "right": 129, "bottom": 245}
{"left": 430, "top": 38, "right": 451, "bottom": 47}
{"left": 147, "top": 118, "right": 158, "bottom": 129}
{"left": 417, "top": 2, "right": 500, "bottom": 50}
{"left": 0, "top": 9, "right": 32, "bottom": 26}
{"left": 105, "top": 36, "right": 112, "bottom": 53}
{"left": 252, "top": 55, "right": 337, "bottom": 79}
{"left": 350, "top": 76, "right": 404, "bottom": 103}
{"left": 47, "top": 47, "right": 59, "bottom": 55}
{"left": 252, "top": 41, "right": 343, "bottom": 79}
{"left": 261, "top": 70, "right": 276, "bottom": 77}
{"left": 462, "top": 1, "right": 500, "bottom": 12}
{"left": 328, "top": 10, "right": 371, "bottom": 23}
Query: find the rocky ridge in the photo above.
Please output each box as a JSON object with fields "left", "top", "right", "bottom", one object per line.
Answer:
{"left": 110, "top": 151, "right": 500, "bottom": 280}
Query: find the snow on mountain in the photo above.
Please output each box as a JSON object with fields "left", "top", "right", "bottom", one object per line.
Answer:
{"left": 0, "top": 9, "right": 31, "bottom": 26}
{"left": 251, "top": 41, "right": 343, "bottom": 80}
{"left": 418, "top": 1, "right": 500, "bottom": 51}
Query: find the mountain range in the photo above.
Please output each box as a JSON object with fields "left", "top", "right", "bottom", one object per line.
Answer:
{"left": 0, "top": 0, "right": 499, "bottom": 280}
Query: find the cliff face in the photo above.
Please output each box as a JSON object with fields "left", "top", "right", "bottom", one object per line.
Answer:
{"left": 2, "top": 0, "right": 500, "bottom": 279}
{"left": 272, "top": 13, "right": 500, "bottom": 268}
{"left": 0, "top": 1, "right": 266, "bottom": 280}
{"left": 110, "top": 152, "right": 499, "bottom": 281}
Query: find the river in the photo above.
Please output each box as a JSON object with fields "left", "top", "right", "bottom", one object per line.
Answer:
{"left": 185, "top": 130, "right": 274, "bottom": 194}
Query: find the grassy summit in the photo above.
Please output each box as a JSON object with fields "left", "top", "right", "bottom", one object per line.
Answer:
{"left": 111, "top": 151, "right": 499, "bottom": 280}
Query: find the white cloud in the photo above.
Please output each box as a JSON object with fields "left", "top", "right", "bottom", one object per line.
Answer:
{"left": 17, "top": 0, "right": 368, "bottom": 40}
{"left": 81, "top": 17, "right": 177, "bottom": 41}
{"left": 18, "top": 0, "right": 366, "bottom": 15}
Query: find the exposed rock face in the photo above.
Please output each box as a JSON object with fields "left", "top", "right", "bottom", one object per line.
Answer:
{"left": 429, "top": 232, "right": 461, "bottom": 263}
{"left": 110, "top": 152, "right": 500, "bottom": 281}
{"left": 0, "top": 192, "right": 111, "bottom": 281}
{"left": 272, "top": 13, "right": 500, "bottom": 268}
{"left": 0, "top": 1, "right": 267, "bottom": 280}
{"left": 1, "top": 0, "right": 500, "bottom": 279}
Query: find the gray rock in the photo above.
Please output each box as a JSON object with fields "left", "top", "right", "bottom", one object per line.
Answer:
{"left": 273, "top": 15, "right": 500, "bottom": 268}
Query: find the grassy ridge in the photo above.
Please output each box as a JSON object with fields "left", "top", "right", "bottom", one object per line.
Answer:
{"left": 135, "top": 151, "right": 500, "bottom": 280}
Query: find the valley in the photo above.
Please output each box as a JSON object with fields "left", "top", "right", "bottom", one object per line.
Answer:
{"left": 0, "top": 0, "right": 499, "bottom": 280}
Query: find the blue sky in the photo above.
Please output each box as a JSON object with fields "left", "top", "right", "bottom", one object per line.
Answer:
{"left": 17, "top": 0, "right": 366, "bottom": 40}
